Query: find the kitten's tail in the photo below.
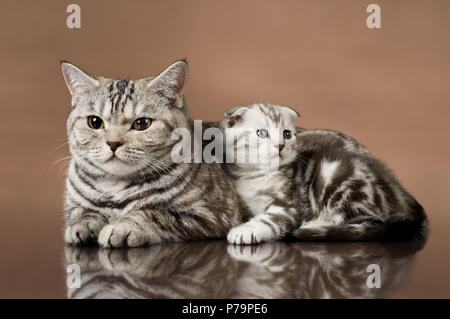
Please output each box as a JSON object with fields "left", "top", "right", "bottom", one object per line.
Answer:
{"left": 290, "top": 201, "right": 428, "bottom": 241}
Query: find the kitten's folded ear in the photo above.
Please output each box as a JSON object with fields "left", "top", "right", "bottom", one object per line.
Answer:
{"left": 61, "top": 62, "right": 99, "bottom": 99}
{"left": 281, "top": 106, "right": 300, "bottom": 118}
{"left": 223, "top": 106, "right": 248, "bottom": 128}
{"left": 224, "top": 106, "right": 248, "bottom": 118}
{"left": 147, "top": 59, "right": 188, "bottom": 108}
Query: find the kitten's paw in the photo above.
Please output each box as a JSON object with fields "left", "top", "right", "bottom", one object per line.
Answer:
{"left": 98, "top": 223, "right": 148, "bottom": 248}
{"left": 64, "top": 220, "right": 103, "bottom": 245}
{"left": 227, "top": 224, "right": 263, "bottom": 245}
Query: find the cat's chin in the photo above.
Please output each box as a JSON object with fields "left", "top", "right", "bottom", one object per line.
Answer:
{"left": 254, "top": 156, "right": 295, "bottom": 171}
{"left": 253, "top": 161, "right": 282, "bottom": 172}
{"left": 100, "top": 158, "right": 139, "bottom": 177}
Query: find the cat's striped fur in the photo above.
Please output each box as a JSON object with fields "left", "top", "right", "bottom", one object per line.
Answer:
{"left": 220, "top": 103, "right": 428, "bottom": 244}
{"left": 65, "top": 243, "right": 242, "bottom": 298}
{"left": 65, "top": 238, "right": 425, "bottom": 298}
{"left": 227, "top": 238, "right": 425, "bottom": 298}
{"left": 61, "top": 60, "right": 245, "bottom": 247}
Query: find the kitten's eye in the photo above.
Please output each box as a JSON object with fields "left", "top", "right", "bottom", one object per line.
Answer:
{"left": 87, "top": 116, "right": 104, "bottom": 129}
{"left": 132, "top": 117, "right": 152, "bottom": 131}
{"left": 283, "top": 129, "right": 292, "bottom": 139}
{"left": 256, "top": 129, "right": 268, "bottom": 138}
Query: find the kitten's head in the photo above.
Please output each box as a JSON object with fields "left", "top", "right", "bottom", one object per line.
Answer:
{"left": 220, "top": 103, "right": 299, "bottom": 170}
{"left": 61, "top": 60, "right": 189, "bottom": 178}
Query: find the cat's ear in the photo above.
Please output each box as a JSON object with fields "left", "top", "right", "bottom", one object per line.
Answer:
{"left": 223, "top": 106, "right": 248, "bottom": 128}
{"left": 281, "top": 106, "right": 300, "bottom": 118}
{"left": 61, "top": 62, "right": 99, "bottom": 99}
{"left": 147, "top": 59, "right": 188, "bottom": 108}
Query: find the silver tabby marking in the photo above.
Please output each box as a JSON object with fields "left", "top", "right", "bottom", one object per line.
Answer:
{"left": 220, "top": 103, "right": 428, "bottom": 244}
{"left": 65, "top": 237, "right": 425, "bottom": 298}
{"left": 61, "top": 60, "right": 245, "bottom": 247}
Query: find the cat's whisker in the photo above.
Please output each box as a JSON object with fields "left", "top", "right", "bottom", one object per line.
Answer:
{"left": 48, "top": 140, "right": 70, "bottom": 155}
{"left": 47, "top": 155, "right": 73, "bottom": 177}
{"left": 57, "top": 160, "right": 71, "bottom": 178}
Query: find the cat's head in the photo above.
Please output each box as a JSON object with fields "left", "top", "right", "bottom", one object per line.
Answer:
{"left": 61, "top": 60, "right": 189, "bottom": 178}
{"left": 220, "top": 103, "right": 299, "bottom": 170}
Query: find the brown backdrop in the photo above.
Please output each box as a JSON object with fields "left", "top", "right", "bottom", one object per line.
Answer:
{"left": 1, "top": 0, "right": 449, "bottom": 298}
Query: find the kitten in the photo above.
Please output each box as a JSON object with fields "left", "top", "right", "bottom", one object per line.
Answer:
{"left": 61, "top": 60, "right": 245, "bottom": 248}
{"left": 220, "top": 103, "right": 428, "bottom": 244}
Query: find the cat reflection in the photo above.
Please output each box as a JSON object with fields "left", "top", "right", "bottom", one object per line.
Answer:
{"left": 65, "top": 242, "right": 240, "bottom": 298}
{"left": 65, "top": 238, "right": 425, "bottom": 299}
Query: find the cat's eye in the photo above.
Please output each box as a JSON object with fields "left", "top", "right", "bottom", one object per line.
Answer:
{"left": 87, "top": 116, "right": 104, "bottom": 129}
{"left": 132, "top": 117, "right": 152, "bottom": 131}
{"left": 256, "top": 129, "right": 268, "bottom": 138}
{"left": 283, "top": 129, "right": 292, "bottom": 139}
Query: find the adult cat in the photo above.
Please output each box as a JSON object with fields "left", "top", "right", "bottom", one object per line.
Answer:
{"left": 61, "top": 60, "right": 245, "bottom": 248}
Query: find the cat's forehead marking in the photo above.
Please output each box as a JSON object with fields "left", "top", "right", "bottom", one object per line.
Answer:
{"left": 280, "top": 115, "right": 294, "bottom": 129}
{"left": 107, "top": 78, "right": 135, "bottom": 115}
{"left": 122, "top": 99, "right": 134, "bottom": 119}
{"left": 92, "top": 99, "right": 103, "bottom": 114}
{"left": 254, "top": 104, "right": 283, "bottom": 127}
{"left": 257, "top": 104, "right": 281, "bottom": 123}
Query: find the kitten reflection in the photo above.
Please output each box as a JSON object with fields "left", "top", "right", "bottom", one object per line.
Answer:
{"left": 65, "top": 238, "right": 425, "bottom": 299}
{"left": 228, "top": 239, "right": 426, "bottom": 298}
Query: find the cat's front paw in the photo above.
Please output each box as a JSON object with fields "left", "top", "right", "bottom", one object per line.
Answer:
{"left": 98, "top": 223, "right": 148, "bottom": 248}
{"left": 64, "top": 246, "right": 101, "bottom": 270}
{"left": 227, "top": 243, "right": 279, "bottom": 264}
{"left": 228, "top": 224, "right": 264, "bottom": 245}
{"left": 97, "top": 248, "right": 154, "bottom": 277}
{"left": 64, "top": 220, "right": 103, "bottom": 245}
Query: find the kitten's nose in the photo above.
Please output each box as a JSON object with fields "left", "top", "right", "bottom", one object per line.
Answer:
{"left": 279, "top": 144, "right": 285, "bottom": 152}
{"left": 107, "top": 141, "right": 123, "bottom": 152}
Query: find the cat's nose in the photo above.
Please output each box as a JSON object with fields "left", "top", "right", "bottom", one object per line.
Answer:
{"left": 107, "top": 141, "right": 123, "bottom": 152}
{"left": 279, "top": 144, "right": 285, "bottom": 152}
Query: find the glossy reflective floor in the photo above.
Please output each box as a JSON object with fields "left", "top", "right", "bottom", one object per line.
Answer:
{"left": 1, "top": 0, "right": 450, "bottom": 299}
{"left": 65, "top": 238, "right": 427, "bottom": 299}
